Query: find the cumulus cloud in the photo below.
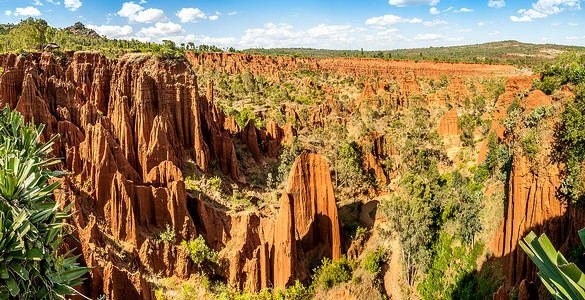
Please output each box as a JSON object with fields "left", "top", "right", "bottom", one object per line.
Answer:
{"left": 365, "top": 14, "right": 425, "bottom": 26}
{"left": 87, "top": 24, "right": 133, "bottom": 38}
{"left": 388, "top": 0, "right": 439, "bottom": 7}
{"left": 5, "top": 10, "right": 12, "bottom": 16}
{"left": 413, "top": 33, "right": 444, "bottom": 40}
{"left": 423, "top": 19, "right": 448, "bottom": 26}
{"left": 139, "top": 21, "right": 184, "bottom": 36}
{"left": 176, "top": 8, "right": 206, "bottom": 22}
{"left": 413, "top": 33, "right": 462, "bottom": 41}
{"left": 14, "top": 7, "right": 41, "bottom": 16}
{"left": 367, "top": 28, "right": 405, "bottom": 41}
{"left": 510, "top": 15, "right": 533, "bottom": 22}
{"left": 488, "top": 0, "right": 506, "bottom": 8}
{"left": 239, "top": 23, "right": 355, "bottom": 48}
{"left": 454, "top": 8, "right": 474, "bottom": 12}
{"left": 209, "top": 15, "right": 218, "bottom": 21}
{"left": 511, "top": 0, "right": 581, "bottom": 22}
{"left": 64, "top": 0, "right": 82, "bottom": 11}
{"left": 228, "top": 11, "right": 237, "bottom": 15}
{"left": 430, "top": 7, "right": 440, "bottom": 14}
{"left": 118, "top": 2, "right": 167, "bottom": 23}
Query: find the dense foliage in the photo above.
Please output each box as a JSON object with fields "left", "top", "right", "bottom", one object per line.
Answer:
{"left": 537, "top": 51, "right": 585, "bottom": 203}
{"left": 0, "top": 107, "right": 89, "bottom": 299}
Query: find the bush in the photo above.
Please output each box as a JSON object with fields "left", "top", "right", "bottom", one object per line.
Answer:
{"left": 154, "top": 224, "right": 176, "bottom": 243}
{"left": 312, "top": 256, "right": 353, "bottom": 289}
{"left": 364, "top": 248, "right": 387, "bottom": 274}
{"left": 181, "top": 235, "right": 218, "bottom": 268}
{"left": 0, "top": 107, "right": 89, "bottom": 298}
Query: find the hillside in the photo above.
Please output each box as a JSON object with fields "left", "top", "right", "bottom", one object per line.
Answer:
{"left": 1, "top": 18, "right": 585, "bottom": 300}
{"left": 245, "top": 40, "right": 585, "bottom": 67}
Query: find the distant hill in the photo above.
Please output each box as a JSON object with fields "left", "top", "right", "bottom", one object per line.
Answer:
{"left": 64, "top": 22, "right": 101, "bottom": 39}
{"left": 244, "top": 41, "right": 585, "bottom": 67}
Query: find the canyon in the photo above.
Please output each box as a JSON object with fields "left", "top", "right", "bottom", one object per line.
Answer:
{"left": 0, "top": 50, "right": 580, "bottom": 299}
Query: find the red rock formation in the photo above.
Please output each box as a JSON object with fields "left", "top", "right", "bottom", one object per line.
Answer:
{"left": 437, "top": 107, "right": 459, "bottom": 136}
{"left": 103, "top": 263, "right": 154, "bottom": 300}
{"left": 283, "top": 151, "right": 342, "bottom": 261}
{"left": 0, "top": 51, "right": 250, "bottom": 298}
{"left": 447, "top": 76, "right": 473, "bottom": 104}
{"left": 242, "top": 119, "right": 263, "bottom": 162}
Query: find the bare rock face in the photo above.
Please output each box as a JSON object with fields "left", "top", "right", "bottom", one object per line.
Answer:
{"left": 437, "top": 107, "right": 459, "bottom": 136}
{"left": 242, "top": 119, "right": 263, "bottom": 162}
{"left": 0, "top": 52, "right": 254, "bottom": 298}
{"left": 103, "top": 263, "right": 154, "bottom": 300}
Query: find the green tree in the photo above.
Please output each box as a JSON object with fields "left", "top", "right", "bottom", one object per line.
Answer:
{"left": 0, "top": 107, "right": 90, "bottom": 298}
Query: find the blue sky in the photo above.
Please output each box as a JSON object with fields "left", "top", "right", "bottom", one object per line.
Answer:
{"left": 1, "top": 0, "right": 584, "bottom": 50}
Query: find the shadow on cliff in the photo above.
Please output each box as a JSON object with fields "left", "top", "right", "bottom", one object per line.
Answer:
{"left": 450, "top": 213, "right": 583, "bottom": 298}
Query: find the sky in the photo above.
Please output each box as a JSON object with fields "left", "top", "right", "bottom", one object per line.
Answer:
{"left": 1, "top": 0, "right": 584, "bottom": 50}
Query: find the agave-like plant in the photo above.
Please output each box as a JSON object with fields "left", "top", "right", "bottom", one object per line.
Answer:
{"left": 0, "top": 107, "right": 90, "bottom": 299}
{"left": 519, "top": 228, "right": 585, "bottom": 300}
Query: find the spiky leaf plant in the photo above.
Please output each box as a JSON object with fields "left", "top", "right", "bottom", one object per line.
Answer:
{"left": 0, "top": 107, "right": 90, "bottom": 299}
{"left": 519, "top": 228, "right": 585, "bottom": 300}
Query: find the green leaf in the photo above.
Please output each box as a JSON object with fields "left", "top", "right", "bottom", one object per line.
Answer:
{"left": 5, "top": 275, "right": 20, "bottom": 297}
{"left": 8, "top": 261, "right": 29, "bottom": 280}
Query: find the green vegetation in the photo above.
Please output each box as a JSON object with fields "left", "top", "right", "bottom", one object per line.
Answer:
{"left": 417, "top": 233, "right": 495, "bottom": 299}
{"left": 0, "top": 107, "right": 90, "bottom": 298}
{"left": 537, "top": 51, "right": 585, "bottom": 203}
{"left": 311, "top": 256, "right": 354, "bottom": 290}
{"left": 154, "top": 224, "right": 176, "bottom": 244}
{"left": 245, "top": 41, "right": 584, "bottom": 67}
{"left": 520, "top": 227, "right": 585, "bottom": 299}
{"left": 181, "top": 235, "right": 219, "bottom": 268}
{"left": 364, "top": 248, "right": 387, "bottom": 274}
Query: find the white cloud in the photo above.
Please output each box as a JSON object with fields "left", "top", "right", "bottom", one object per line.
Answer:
{"left": 458, "top": 28, "right": 472, "bottom": 32}
{"left": 511, "top": 15, "right": 533, "bottom": 22}
{"left": 413, "top": 33, "right": 444, "bottom": 40}
{"left": 488, "top": 0, "right": 506, "bottom": 8}
{"left": 489, "top": 30, "right": 501, "bottom": 36}
{"left": 454, "top": 8, "right": 474, "bottom": 12}
{"left": 566, "top": 36, "right": 585, "bottom": 40}
{"left": 512, "top": 0, "right": 581, "bottom": 22}
{"left": 365, "top": 14, "right": 425, "bottom": 26}
{"left": 307, "top": 24, "right": 353, "bottom": 42}
{"left": 423, "top": 19, "right": 448, "bottom": 26}
{"left": 139, "top": 21, "right": 184, "bottom": 37}
{"left": 209, "top": 15, "right": 218, "bottom": 21}
{"left": 133, "top": 8, "right": 166, "bottom": 22}
{"left": 551, "top": 22, "right": 561, "bottom": 25}
{"left": 568, "top": 22, "right": 579, "bottom": 26}
{"left": 14, "top": 6, "right": 41, "bottom": 16}
{"left": 388, "top": 0, "right": 439, "bottom": 7}
{"left": 478, "top": 22, "right": 485, "bottom": 26}
{"left": 87, "top": 24, "right": 133, "bottom": 38}
{"left": 430, "top": 7, "right": 440, "bottom": 14}
{"left": 139, "top": 0, "right": 146, "bottom": 3}
{"left": 177, "top": 8, "right": 206, "bottom": 22}
{"left": 228, "top": 11, "right": 237, "bottom": 15}
{"left": 64, "top": 0, "right": 81, "bottom": 11}
{"left": 350, "top": 27, "right": 367, "bottom": 32}
{"left": 5, "top": 10, "right": 11, "bottom": 16}
{"left": 33, "top": 0, "right": 43, "bottom": 6}
{"left": 118, "top": 2, "right": 143, "bottom": 17}
{"left": 118, "top": 2, "right": 166, "bottom": 23}
{"left": 412, "top": 33, "right": 462, "bottom": 41}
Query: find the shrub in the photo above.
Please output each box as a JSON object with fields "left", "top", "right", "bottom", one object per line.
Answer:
{"left": 364, "top": 248, "right": 387, "bottom": 274}
{"left": 312, "top": 256, "right": 353, "bottom": 289}
{"left": 0, "top": 107, "right": 90, "bottom": 298}
{"left": 154, "top": 224, "right": 176, "bottom": 244}
{"left": 181, "top": 235, "right": 218, "bottom": 268}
